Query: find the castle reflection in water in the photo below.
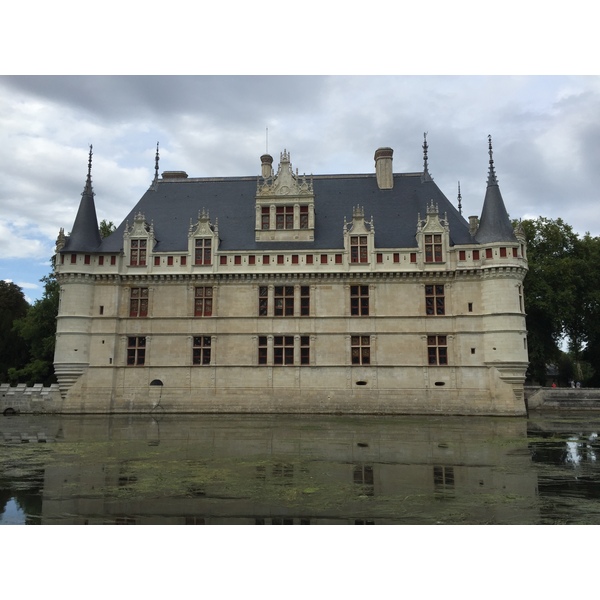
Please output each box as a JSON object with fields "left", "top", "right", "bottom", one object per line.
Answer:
{"left": 2, "top": 412, "right": 600, "bottom": 524}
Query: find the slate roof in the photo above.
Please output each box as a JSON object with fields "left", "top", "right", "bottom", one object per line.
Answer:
{"left": 89, "top": 171, "right": 474, "bottom": 254}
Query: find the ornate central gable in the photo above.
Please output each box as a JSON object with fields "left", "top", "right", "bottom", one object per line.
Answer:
{"left": 255, "top": 150, "right": 315, "bottom": 242}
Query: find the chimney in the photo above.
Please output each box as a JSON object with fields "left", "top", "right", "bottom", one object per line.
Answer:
{"left": 374, "top": 147, "right": 393, "bottom": 189}
{"left": 469, "top": 215, "right": 479, "bottom": 236}
{"left": 260, "top": 154, "right": 273, "bottom": 179}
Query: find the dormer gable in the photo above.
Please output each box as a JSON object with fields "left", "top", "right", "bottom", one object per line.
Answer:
{"left": 344, "top": 206, "right": 375, "bottom": 264}
{"left": 255, "top": 149, "right": 315, "bottom": 242}
{"left": 416, "top": 200, "right": 450, "bottom": 265}
{"left": 124, "top": 211, "right": 155, "bottom": 267}
{"left": 188, "top": 208, "right": 219, "bottom": 266}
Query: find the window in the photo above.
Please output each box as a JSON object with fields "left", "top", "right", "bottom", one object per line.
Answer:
{"left": 300, "top": 286, "right": 310, "bottom": 316}
{"left": 234, "top": 255, "right": 241, "bottom": 265}
{"left": 292, "top": 255, "right": 299, "bottom": 264}
{"left": 274, "top": 286, "right": 294, "bottom": 316}
{"left": 425, "top": 234, "right": 442, "bottom": 263}
{"left": 259, "top": 286, "right": 268, "bottom": 316}
{"left": 300, "top": 336, "right": 310, "bottom": 365}
{"left": 193, "top": 336, "right": 211, "bottom": 365}
{"left": 261, "top": 207, "right": 270, "bottom": 230}
{"left": 425, "top": 285, "right": 445, "bottom": 316}
{"left": 320, "top": 254, "right": 328, "bottom": 265}
{"left": 194, "top": 287, "right": 213, "bottom": 317}
{"left": 84, "top": 254, "right": 91, "bottom": 265}
{"left": 249, "top": 255, "right": 256, "bottom": 265}
{"left": 127, "top": 336, "right": 146, "bottom": 366}
{"left": 306, "top": 254, "right": 313, "bottom": 264}
{"left": 459, "top": 250, "right": 466, "bottom": 261}
{"left": 167, "top": 256, "right": 173, "bottom": 265}
{"left": 130, "top": 239, "right": 147, "bottom": 266}
{"left": 300, "top": 206, "right": 309, "bottom": 229}
{"left": 195, "top": 238, "right": 212, "bottom": 265}
{"left": 277, "top": 255, "right": 284, "bottom": 265}
{"left": 500, "top": 247, "right": 507, "bottom": 258}
{"left": 111, "top": 256, "right": 116, "bottom": 265}
{"left": 274, "top": 335, "right": 294, "bottom": 365}
{"left": 351, "top": 335, "right": 370, "bottom": 365}
{"left": 393, "top": 253, "right": 400, "bottom": 263}
{"left": 410, "top": 253, "right": 417, "bottom": 263}
{"left": 350, "top": 236, "right": 368, "bottom": 263}
{"left": 129, "top": 288, "right": 148, "bottom": 317}
{"left": 154, "top": 256, "right": 160, "bottom": 266}
{"left": 351, "top": 285, "right": 369, "bottom": 316}
{"left": 512, "top": 247, "right": 518, "bottom": 258}
{"left": 473, "top": 250, "right": 480, "bottom": 260}
{"left": 276, "top": 206, "right": 294, "bottom": 229}
{"left": 263, "top": 255, "right": 270, "bottom": 265}
{"left": 376, "top": 253, "right": 383, "bottom": 263}
{"left": 220, "top": 256, "right": 227, "bottom": 265}
{"left": 433, "top": 465, "right": 455, "bottom": 494}
{"left": 485, "top": 248, "right": 493, "bottom": 259}
{"left": 181, "top": 256, "right": 187, "bottom": 266}
{"left": 354, "top": 465, "right": 374, "bottom": 496}
{"left": 71, "top": 254, "right": 77, "bottom": 264}
{"left": 99, "top": 256, "right": 104, "bottom": 266}
{"left": 258, "top": 336, "right": 268, "bottom": 365}
{"left": 427, "top": 335, "right": 448, "bottom": 365}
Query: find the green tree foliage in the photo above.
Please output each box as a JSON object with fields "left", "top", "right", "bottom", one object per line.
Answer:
{"left": 0, "top": 280, "right": 30, "bottom": 382}
{"left": 9, "top": 273, "right": 59, "bottom": 386}
{"left": 522, "top": 217, "right": 600, "bottom": 385}
{"left": 99, "top": 219, "right": 116, "bottom": 239}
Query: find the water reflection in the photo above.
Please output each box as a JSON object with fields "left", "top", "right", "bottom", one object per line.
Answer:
{"left": 1, "top": 413, "right": 600, "bottom": 524}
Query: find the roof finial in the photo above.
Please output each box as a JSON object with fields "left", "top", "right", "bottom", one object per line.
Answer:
{"left": 154, "top": 141, "right": 160, "bottom": 181}
{"left": 87, "top": 144, "right": 93, "bottom": 179}
{"left": 83, "top": 144, "right": 94, "bottom": 197}
{"left": 422, "top": 132, "right": 432, "bottom": 182}
{"left": 457, "top": 181, "right": 463, "bottom": 215}
{"left": 487, "top": 134, "right": 498, "bottom": 186}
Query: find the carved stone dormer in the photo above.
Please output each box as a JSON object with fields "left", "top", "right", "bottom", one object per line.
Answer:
{"left": 124, "top": 212, "right": 155, "bottom": 267}
{"left": 344, "top": 206, "right": 375, "bottom": 264}
{"left": 255, "top": 149, "right": 315, "bottom": 242}
{"left": 188, "top": 208, "right": 219, "bottom": 267}
{"left": 416, "top": 200, "right": 450, "bottom": 265}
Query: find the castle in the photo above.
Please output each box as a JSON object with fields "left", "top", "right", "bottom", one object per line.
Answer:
{"left": 53, "top": 136, "right": 528, "bottom": 415}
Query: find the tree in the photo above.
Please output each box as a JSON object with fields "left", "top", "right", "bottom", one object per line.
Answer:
{"left": 99, "top": 219, "right": 116, "bottom": 239}
{"left": 0, "top": 280, "right": 30, "bottom": 382}
{"left": 9, "top": 271, "right": 59, "bottom": 386}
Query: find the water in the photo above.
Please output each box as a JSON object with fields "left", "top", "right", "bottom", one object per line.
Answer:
{"left": 2, "top": 412, "right": 600, "bottom": 525}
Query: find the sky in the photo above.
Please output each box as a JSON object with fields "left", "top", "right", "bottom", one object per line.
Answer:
{"left": 2, "top": 5, "right": 599, "bottom": 303}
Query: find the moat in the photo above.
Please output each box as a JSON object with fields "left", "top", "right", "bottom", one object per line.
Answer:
{"left": 2, "top": 412, "right": 600, "bottom": 525}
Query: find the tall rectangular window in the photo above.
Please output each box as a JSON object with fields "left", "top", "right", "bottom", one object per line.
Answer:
{"left": 350, "top": 236, "right": 368, "bottom": 263}
{"left": 473, "top": 250, "right": 480, "bottom": 260}
{"left": 351, "top": 335, "right": 370, "bottom": 365}
{"left": 300, "top": 286, "right": 310, "bottom": 316}
{"left": 350, "top": 285, "right": 369, "bottom": 316}
{"left": 300, "top": 336, "right": 310, "bottom": 365}
{"left": 259, "top": 286, "right": 268, "bottom": 316}
{"left": 425, "top": 234, "right": 442, "bottom": 263}
{"left": 261, "top": 207, "right": 270, "bottom": 230}
{"left": 300, "top": 206, "right": 309, "bottom": 229}
{"left": 258, "top": 336, "right": 268, "bottom": 364}
{"left": 274, "top": 286, "right": 294, "bottom": 316}
{"left": 427, "top": 335, "right": 448, "bottom": 365}
{"left": 192, "top": 336, "right": 211, "bottom": 365}
{"left": 274, "top": 335, "right": 294, "bottom": 365}
{"left": 194, "top": 287, "right": 213, "bottom": 317}
{"left": 129, "top": 288, "right": 148, "bottom": 317}
{"left": 425, "top": 285, "right": 445, "bottom": 316}
{"left": 130, "top": 239, "right": 147, "bottom": 266}
{"left": 127, "top": 336, "right": 146, "bottom": 366}
{"left": 194, "top": 238, "right": 212, "bottom": 265}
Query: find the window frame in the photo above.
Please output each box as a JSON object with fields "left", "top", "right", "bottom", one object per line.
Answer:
{"left": 127, "top": 336, "right": 146, "bottom": 366}
{"left": 351, "top": 335, "right": 371, "bottom": 365}
{"left": 129, "top": 287, "right": 149, "bottom": 318}
{"left": 192, "top": 336, "right": 212, "bottom": 365}
{"left": 425, "top": 284, "right": 445, "bottom": 316}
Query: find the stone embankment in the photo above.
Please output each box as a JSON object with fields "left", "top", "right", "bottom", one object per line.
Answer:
{"left": 1, "top": 383, "right": 62, "bottom": 415}
{"left": 525, "top": 387, "right": 600, "bottom": 412}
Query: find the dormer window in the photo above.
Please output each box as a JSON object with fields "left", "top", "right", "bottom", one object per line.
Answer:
{"left": 130, "top": 239, "right": 147, "bottom": 266}
{"left": 255, "top": 150, "right": 315, "bottom": 242}
{"left": 188, "top": 208, "right": 218, "bottom": 267}
{"left": 124, "top": 212, "right": 155, "bottom": 268}
{"left": 416, "top": 201, "right": 449, "bottom": 266}
{"left": 195, "top": 238, "right": 212, "bottom": 265}
{"left": 345, "top": 206, "right": 374, "bottom": 265}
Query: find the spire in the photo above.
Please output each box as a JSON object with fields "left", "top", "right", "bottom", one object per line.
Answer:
{"left": 487, "top": 134, "right": 498, "bottom": 186}
{"left": 457, "top": 181, "right": 462, "bottom": 215}
{"left": 421, "top": 132, "right": 432, "bottom": 182}
{"left": 475, "top": 136, "right": 517, "bottom": 243}
{"left": 154, "top": 142, "right": 160, "bottom": 181}
{"left": 64, "top": 145, "right": 102, "bottom": 251}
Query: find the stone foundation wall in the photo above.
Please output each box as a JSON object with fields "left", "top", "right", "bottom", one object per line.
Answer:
{"left": 0, "top": 384, "right": 62, "bottom": 415}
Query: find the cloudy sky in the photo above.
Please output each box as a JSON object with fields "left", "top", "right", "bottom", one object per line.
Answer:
{"left": 2, "top": 6, "right": 599, "bottom": 303}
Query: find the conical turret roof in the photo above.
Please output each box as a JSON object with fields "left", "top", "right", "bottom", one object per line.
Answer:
{"left": 475, "top": 136, "right": 517, "bottom": 244}
{"left": 63, "top": 146, "right": 102, "bottom": 252}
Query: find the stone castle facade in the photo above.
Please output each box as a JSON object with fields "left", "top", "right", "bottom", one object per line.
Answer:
{"left": 53, "top": 136, "right": 528, "bottom": 415}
